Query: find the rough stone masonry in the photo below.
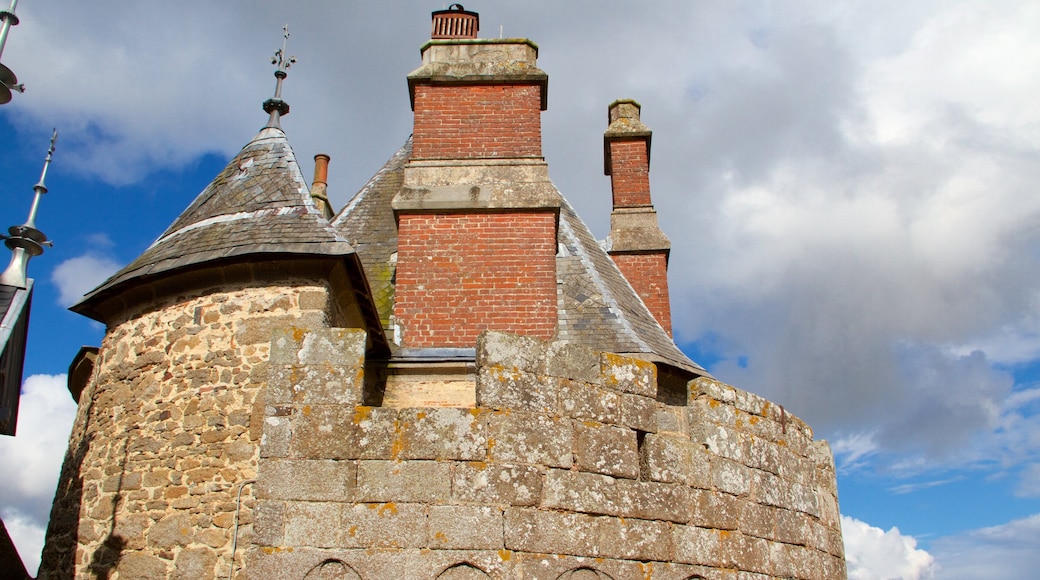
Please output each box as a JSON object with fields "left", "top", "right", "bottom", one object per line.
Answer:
{"left": 247, "top": 329, "right": 844, "bottom": 579}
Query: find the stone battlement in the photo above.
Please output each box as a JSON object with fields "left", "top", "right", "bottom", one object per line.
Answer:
{"left": 250, "top": 329, "right": 844, "bottom": 579}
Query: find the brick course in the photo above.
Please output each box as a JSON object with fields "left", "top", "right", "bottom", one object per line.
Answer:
{"left": 395, "top": 211, "right": 558, "bottom": 347}
{"left": 412, "top": 84, "right": 543, "bottom": 160}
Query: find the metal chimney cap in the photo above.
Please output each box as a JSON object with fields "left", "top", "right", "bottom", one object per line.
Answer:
{"left": 431, "top": 4, "right": 479, "bottom": 39}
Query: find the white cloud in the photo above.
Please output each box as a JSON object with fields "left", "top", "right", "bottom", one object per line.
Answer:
{"left": 50, "top": 253, "right": 121, "bottom": 307}
{"left": 0, "top": 374, "right": 77, "bottom": 576}
{"left": 930, "top": 513, "right": 1040, "bottom": 580}
{"left": 842, "top": 515, "right": 937, "bottom": 580}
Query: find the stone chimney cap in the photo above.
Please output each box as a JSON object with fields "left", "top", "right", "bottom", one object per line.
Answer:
{"left": 431, "top": 4, "right": 479, "bottom": 39}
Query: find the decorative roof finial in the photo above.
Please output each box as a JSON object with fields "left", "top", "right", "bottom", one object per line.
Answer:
{"left": 0, "top": 0, "right": 26, "bottom": 105}
{"left": 0, "top": 129, "right": 56, "bottom": 288}
{"left": 263, "top": 24, "right": 295, "bottom": 129}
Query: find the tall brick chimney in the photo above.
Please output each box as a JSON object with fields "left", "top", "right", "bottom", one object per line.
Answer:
{"left": 604, "top": 99, "right": 673, "bottom": 336}
{"left": 391, "top": 7, "right": 562, "bottom": 348}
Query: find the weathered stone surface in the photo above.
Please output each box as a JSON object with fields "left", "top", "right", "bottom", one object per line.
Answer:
{"left": 544, "top": 341, "right": 602, "bottom": 384}
{"left": 601, "top": 352, "right": 657, "bottom": 398}
{"left": 558, "top": 380, "right": 620, "bottom": 424}
{"left": 397, "top": 408, "right": 487, "bottom": 460}
{"left": 428, "top": 505, "right": 503, "bottom": 550}
{"left": 574, "top": 422, "right": 639, "bottom": 479}
{"left": 341, "top": 502, "right": 427, "bottom": 548}
{"left": 172, "top": 546, "right": 218, "bottom": 580}
{"left": 451, "top": 462, "right": 542, "bottom": 506}
{"left": 476, "top": 331, "right": 546, "bottom": 373}
{"left": 542, "top": 469, "right": 619, "bottom": 516}
{"left": 148, "top": 512, "right": 192, "bottom": 549}
{"left": 488, "top": 411, "right": 572, "bottom": 468}
{"left": 641, "top": 433, "right": 710, "bottom": 489}
{"left": 257, "top": 459, "right": 357, "bottom": 502}
{"left": 115, "top": 552, "right": 168, "bottom": 579}
{"left": 619, "top": 392, "right": 658, "bottom": 432}
{"left": 476, "top": 367, "right": 558, "bottom": 413}
{"left": 357, "top": 460, "right": 451, "bottom": 503}
{"left": 616, "top": 480, "right": 691, "bottom": 523}
{"left": 284, "top": 502, "right": 342, "bottom": 548}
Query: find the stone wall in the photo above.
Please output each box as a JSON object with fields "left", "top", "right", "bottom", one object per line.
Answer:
{"left": 38, "top": 281, "right": 342, "bottom": 579}
{"left": 250, "top": 330, "right": 845, "bottom": 579}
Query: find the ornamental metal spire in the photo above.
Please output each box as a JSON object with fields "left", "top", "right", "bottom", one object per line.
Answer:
{"left": 263, "top": 24, "right": 295, "bottom": 129}
{"left": 0, "top": 129, "right": 56, "bottom": 288}
{"left": 0, "top": 0, "right": 26, "bottom": 104}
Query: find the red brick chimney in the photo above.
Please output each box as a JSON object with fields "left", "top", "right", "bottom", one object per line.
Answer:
{"left": 391, "top": 7, "right": 561, "bottom": 348}
{"left": 604, "top": 99, "right": 673, "bottom": 336}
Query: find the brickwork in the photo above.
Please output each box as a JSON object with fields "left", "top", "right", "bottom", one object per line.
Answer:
{"left": 412, "top": 84, "right": 543, "bottom": 160}
{"left": 38, "top": 282, "right": 339, "bottom": 579}
{"left": 611, "top": 252, "right": 672, "bottom": 336}
{"left": 249, "top": 330, "right": 846, "bottom": 579}
{"left": 394, "top": 212, "right": 558, "bottom": 347}
{"left": 608, "top": 139, "right": 652, "bottom": 208}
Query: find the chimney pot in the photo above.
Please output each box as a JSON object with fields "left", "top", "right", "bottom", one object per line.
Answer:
{"left": 431, "top": 4, "right": 479, "bottom": 39}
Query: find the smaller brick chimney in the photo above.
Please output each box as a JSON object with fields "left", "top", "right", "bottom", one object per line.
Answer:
{"left": 604, "top": 99, "right": 673, "bottom": 336}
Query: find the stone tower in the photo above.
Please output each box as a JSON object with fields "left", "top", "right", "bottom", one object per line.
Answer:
{"left": 37, "top": 6, "right": 846, "bottom": 579}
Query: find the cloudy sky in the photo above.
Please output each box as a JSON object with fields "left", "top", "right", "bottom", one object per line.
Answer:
{"left": 1, "top": 1, "right": 1039, "bottom": 577}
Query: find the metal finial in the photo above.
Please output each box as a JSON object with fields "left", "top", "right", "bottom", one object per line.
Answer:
{"left": 0, "top": 129, "right": 56, "bottom": 288}
{"left": 0, "top": 0, "right": 26, "bottom": 105}
{"left": 263, "top": 24, "right": 295, "bottom": 129}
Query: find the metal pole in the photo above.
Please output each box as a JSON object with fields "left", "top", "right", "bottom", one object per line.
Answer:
{"left": 0, "top": 0, "right": 19, "bottom": 59}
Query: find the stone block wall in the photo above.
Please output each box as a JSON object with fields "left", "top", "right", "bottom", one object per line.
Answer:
{"left": 38, "top": 282, "right": 341, "bottom": 579}
{"left": 250, "top": 330, "right": 845, "bottom": 579}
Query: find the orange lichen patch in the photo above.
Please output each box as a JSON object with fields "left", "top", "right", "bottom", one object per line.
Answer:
{"left": 292, "top": 327, "right": 306, "bottom": 341}
{"left": 348, "top": 526, "right": 358, "bottom": 537}
{"left": 416, "top": 411, "right": 427, "bottom": 420}
{"left": 641, "top": 562, "right": 654, "bottom": 579}
{"left": 434, "top": 531, "right": 447, "bottom": 541}
{"left": 709, "top": 399, "right": 720, "bottom": 408}
{"left": 582, "top": 421, "right": 601, "bottom": 428}
{"left": 467, "top": 461, "right": 488, "bottom": 470}
{"left": 302, "top": 405, "right": 312, "bottom": 417}
{"left": 749, "top": 416, "right": 760, "bottom": 425}
{"left": 498, "top": 549, "right": 512, "bottom": 561}
{"left": 353, "top": 406, "right": 373, "bottom": 423}
{"left": 377, "top": 502, "right": 398, "bottom": 516}
{"left": 468, "top": 408, "right": 483, "bottom": 417}
{"left": 390, "top": 426, "right": 405, "bottom": 459}
{"left": 778, "top": 439, "right": 787, "bottom": 447}
{"left": 718, "top": 530, "right": 731, "bottom": 539}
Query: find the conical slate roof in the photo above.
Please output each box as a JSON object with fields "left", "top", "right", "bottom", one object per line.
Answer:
{"left": 74, "top": 127, "right": 355, "bottom": 318}
{"left": 333, "top": 139, "right": 705, "bottom": 376}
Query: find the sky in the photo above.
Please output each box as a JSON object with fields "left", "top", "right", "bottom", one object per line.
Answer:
{"left": 1, "top": 1, "right": 1039, "bottom": 577}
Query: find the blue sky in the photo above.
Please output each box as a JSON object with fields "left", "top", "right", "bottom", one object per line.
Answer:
{"left": 3, "top": 1, "right": 1040, "bottom": 578}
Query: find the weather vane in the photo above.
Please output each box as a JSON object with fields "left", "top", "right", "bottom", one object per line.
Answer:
{"left": 0, "top": 0, "right": 26, "bottom": 104}
{"left": 0, "top": 129, "right": 57, "bottom": 288}
{"left": 263, "top": 24, "right": 296, "bottom": 129}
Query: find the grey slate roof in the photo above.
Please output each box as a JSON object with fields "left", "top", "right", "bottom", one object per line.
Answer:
{"left": 333, "top": 139, "right": 705, "bottom": 375}
{"left": 75, "top": 127, "right": 355, "bottom": 312}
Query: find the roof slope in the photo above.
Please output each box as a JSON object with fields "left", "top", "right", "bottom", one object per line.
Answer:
{"left": 75, "top": 127, "right": 355, "bottom": 313}
{"left": 333, "top": 139, "right": 704, "bottom": 375}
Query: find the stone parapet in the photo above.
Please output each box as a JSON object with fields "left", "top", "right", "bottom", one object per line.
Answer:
{"left": 250, "top": 330, "right": 846, "bottom": 579}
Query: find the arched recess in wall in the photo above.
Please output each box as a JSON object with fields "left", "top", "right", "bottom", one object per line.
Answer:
{"left": 436, "top": 562, "right": 491, "bottom": 579}
{"left": 302, "top": 559, "right": 361, "bottom": 580}
{"left": 557, "top": 568, "right": 616, "bottom": 580}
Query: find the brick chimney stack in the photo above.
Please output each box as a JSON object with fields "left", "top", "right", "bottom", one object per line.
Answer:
{"left": 391, "top": 7, "right": 562, "bottom": 348}
{"left": 604, "top": 99, "right": 673, "bottom": 335}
